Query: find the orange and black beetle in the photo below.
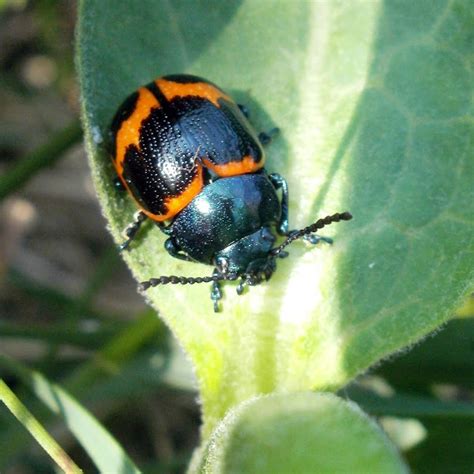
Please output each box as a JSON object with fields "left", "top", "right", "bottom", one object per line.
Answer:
{"left": 111, "top": 74, "right": 351, "bottom": 311}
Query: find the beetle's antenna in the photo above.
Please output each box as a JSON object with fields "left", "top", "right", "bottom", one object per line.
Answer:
{"left": 138, "top": 272, "right": 238, "bottom": 291}
{"left": 138, "top": 212, "right": 352, "bottom": 292}
{"left": 270, "top": 212, "right": 352, "bottom": 258}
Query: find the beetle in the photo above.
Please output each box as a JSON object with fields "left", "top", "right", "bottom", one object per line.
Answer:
{"left": 110, "top": 74, "right": 352, "bottom": 311}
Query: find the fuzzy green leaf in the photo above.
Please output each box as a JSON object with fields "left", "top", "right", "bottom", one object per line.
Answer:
{"left": 77, "top": 0, "right": 474, "bottom": 437}
{"left": 376, "top": 317, "right": 474, "bottom": 392}
{"left": 191, "top": 392, "right": 408, "bottom": 474}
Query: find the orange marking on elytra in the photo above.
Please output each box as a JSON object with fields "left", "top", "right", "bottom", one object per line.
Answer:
{"left": 114, "top": 87, "right": 160, "bottom": 175}
{"left": 156, "top": 78, "right": 231, "bottom": 107}
{"left": 151, "top": 163, "right": 204, "bottom": 222}
{"left": 202, "top": 155, "right": 264, "bottom": 177}
{"left": 118, "top": 161, "right": 204, "bottom": 223}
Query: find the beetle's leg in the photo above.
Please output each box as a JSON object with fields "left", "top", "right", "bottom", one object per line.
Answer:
{"left": 268, "top": 172, "right": 289, "bottom": 235}
{"left": 119, "top": 211, "right": 147, "bottom": 251}
{"left": 262, "top": 258, "right": 277, "bottom": 280}
{"left": 237, "top": 103, "right": 278, "bottom": 145}
{"left": 258, "top": 127, "right": 280, "bottom": 146}
{"left": 164, "top": 238, "right": 194, "bottom": 262}
{"left": 236, "top": 277, "right": 246, "bottom": 295}
{"left": 237, "top": 103, "right": 250, "bottom": 118}
{"left": 211, "top": 269, "right": 223, "bottom": 313}
{"left": 286, "top": 229, "right": 333, "bottom": 246}
{"left": 269, "top": 173, "right": 332, "bottom": 246}
{"left": 303, "top": 234, "right": 333, "bottom": 245}
{"left": 238, "top": 103, "right": 278, "bottom": 145}
{"left": 157, "top": 221, "right": 173, "bottom": 236}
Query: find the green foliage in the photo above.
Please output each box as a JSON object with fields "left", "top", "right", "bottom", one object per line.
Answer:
{"left": 0, "top": 379, "right": 82, "bottom": 474}
{"left": 0, "top": 311, "right": 163, "bottom": 470}
{"left": 191, "top": 392, "right": 408, "bottom": 474}
{"left": 0, "top": 0, "right": 455, "bottom": 472}
{"left": 376, "top": 317, "right": 474, "bottom": 392}
{"left": 370, "top": 315, "right": 474, "bottom": 473}
{"left": 0, "top": 121, "right": 82, "bottom": 200}
{"left": 406, "top": 418, "right": 474, "bottom": 473}
{"left": 0, "top": 358, "right": 140, "bottom": 473}
{"left": 77, "top": 0, "right": 474, "bottom": 441}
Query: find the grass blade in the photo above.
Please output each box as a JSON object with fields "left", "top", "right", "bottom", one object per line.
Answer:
{"left": 0, "top": 379, "right": 83, "bottom": 474}
{"left": 1, "top": 357, "right": 142, "bottom": 474}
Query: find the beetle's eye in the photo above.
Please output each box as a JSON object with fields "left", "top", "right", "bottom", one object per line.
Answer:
{"left": 215, "top": 256, "right": 229, "bottom": 274}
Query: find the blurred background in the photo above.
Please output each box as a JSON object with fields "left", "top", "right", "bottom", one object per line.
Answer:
{"left": 0, "top": 2, "right": 473, "bottom": 473}
{"left": 1, "top": 2, "right": 201, "bottom": 472}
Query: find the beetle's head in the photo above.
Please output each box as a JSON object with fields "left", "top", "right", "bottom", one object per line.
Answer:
{"left": 138, "top": 212, "right": 352, "bottom": 311}
{"left": 213, "top": 226, "right": 276, "bottom": 277}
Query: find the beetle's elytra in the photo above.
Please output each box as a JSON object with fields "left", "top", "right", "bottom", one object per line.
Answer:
{"left": 111, "top": 74, "right": 352, "bottom": 311}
